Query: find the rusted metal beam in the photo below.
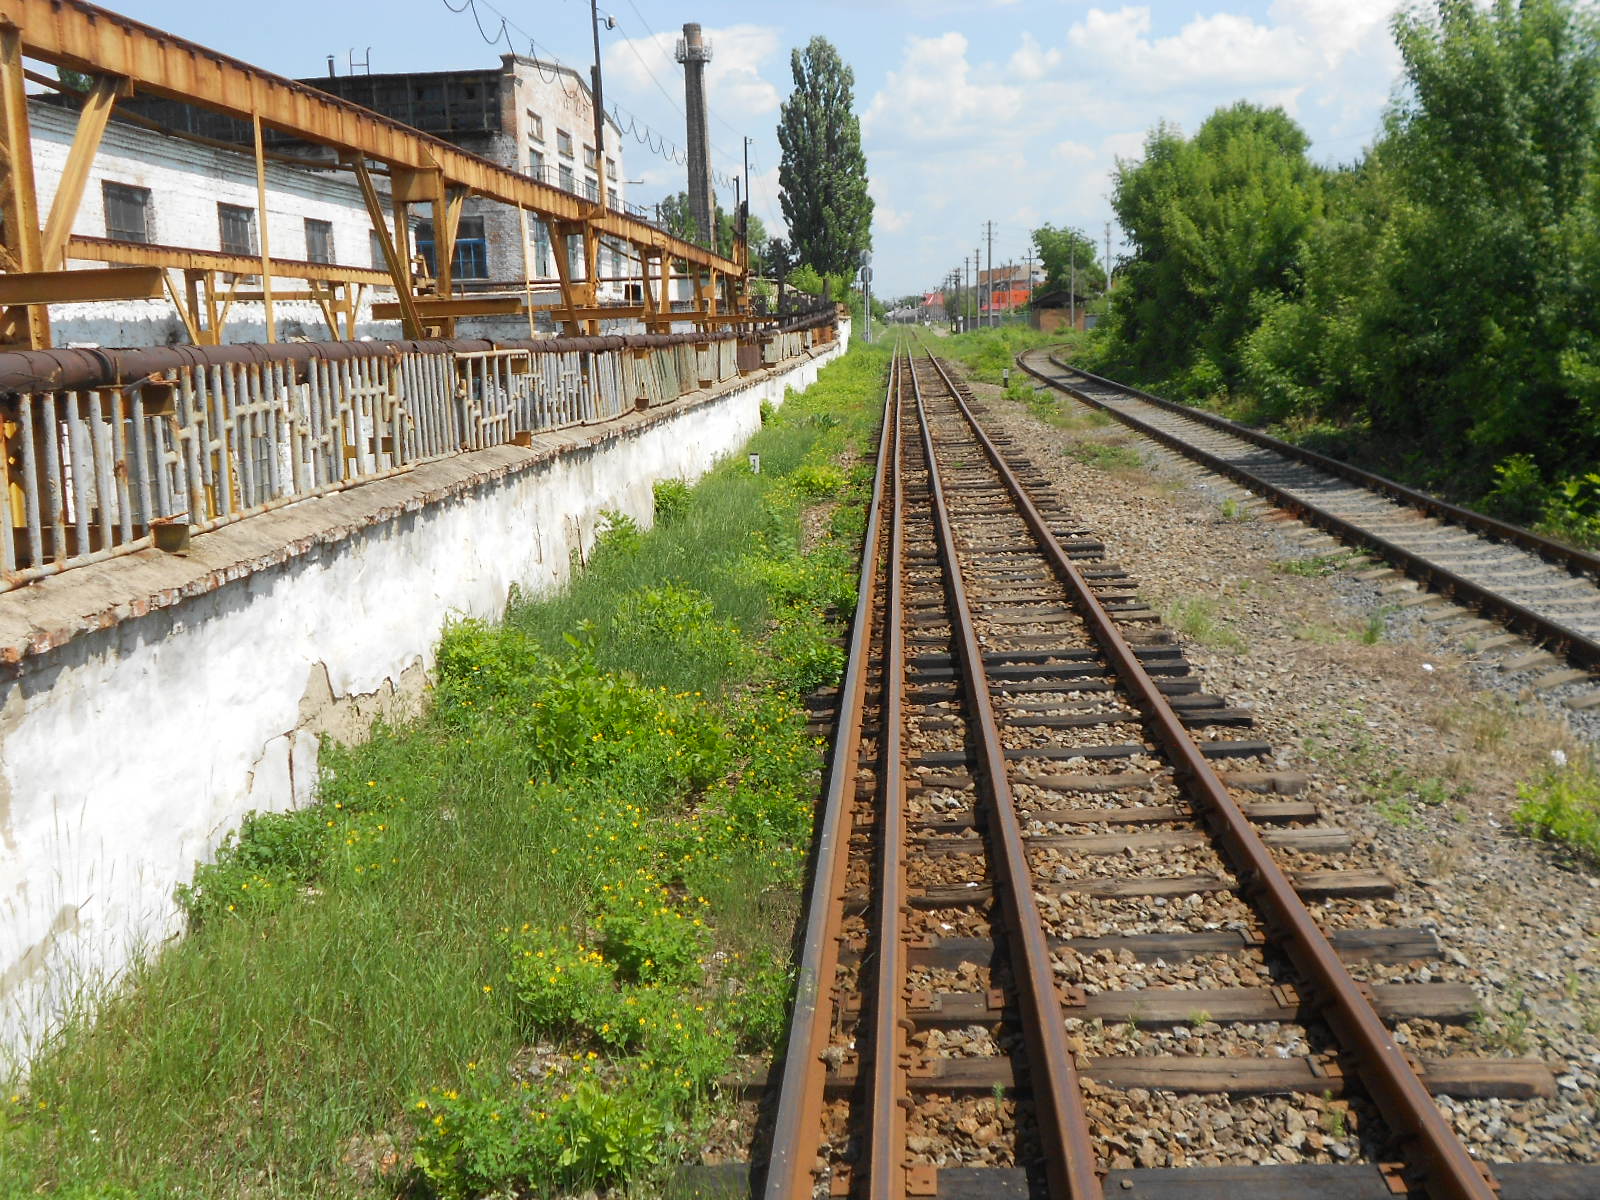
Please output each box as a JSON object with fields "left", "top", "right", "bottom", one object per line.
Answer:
{"left": 0, "top": 25, "right": 48, "bottom": 347}
{"left": 0, "top": 0, "right": 740, "bottom": 277}
{"left": 40, "top": 72, "right": 123, "bottom": 269}
{"left": 0, "top": 264, "right": 162, "bottom": 303}
{"left": 370, "top": 295, "right": 523, "bottom": 320}
{"left": 351, "top": 156, "right": 421, "bottom": 339}
{"left": 67, "top": 234, "right": 393, "bottom": 286}
{"left": 252, "top": 113, "right": 275, "bottom": 342}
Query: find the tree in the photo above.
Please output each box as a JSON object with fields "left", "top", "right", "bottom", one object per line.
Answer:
{"left": 1031, "top": 225, "right": 1105, "bottom": 301}
{"left": 1098, "top": 103, "right": 1324, "bottom": 396}
{"left": 656, "top": 192, "right": 769, "bottom": 269}
{"left": 777, "top": 36, "right": 873, "bottom": 276}
{"left": 1352, "top": 0, "right": 1600, "bottom": 472}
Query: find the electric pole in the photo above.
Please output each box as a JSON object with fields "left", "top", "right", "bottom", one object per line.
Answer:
{"left": 973, "top": 245, "right": 981, "bottom": 328}
{"left": 1070, "top": 231, "right": 1078, "bottom": 332}
{"left": 983, "top": 222, "right": 995, "bottom": 327}
{"left": 1104, "top": 220, "right": 1114, "bottom": 297}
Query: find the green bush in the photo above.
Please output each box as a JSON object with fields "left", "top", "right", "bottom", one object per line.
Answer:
{"left": 594, "top": 874, "right": 709, "bottom": 987}
{"left": 652, "top": 478, "right": 691, "bottom": 525}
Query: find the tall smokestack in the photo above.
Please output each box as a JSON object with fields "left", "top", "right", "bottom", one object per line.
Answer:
{"left": 675, "top": 23, "right": 714, "bottom": 247}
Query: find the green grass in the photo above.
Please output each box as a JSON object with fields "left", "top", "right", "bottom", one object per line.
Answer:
{"left": 933, "top": 325, "right": 1072, "bottom": 384}
{"left": 0, "top": 341, "right": 891, "bottom": 1199}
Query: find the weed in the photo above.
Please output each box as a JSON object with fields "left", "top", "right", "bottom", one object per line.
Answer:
{"left": 1276, "top": 552, "right": 1355, "bottom": 577}
{"left": 1360, "top": 608, "right": 1393, "bottom": 644}
{"left": 1219, "top": 497, "right": 1248, "bottom": 521}
{"left": 1375, "top": 796, "right": 1419, "bottom": 827}
{"left": 1513, "top": 759, "right": 1600, "bottom": 861}
{"left": 1188, "top": 1009, "right": 1213, "bottom": 1028}
{"left": 1068, "top": 440, "right": 1143, "bottom": 471}
{"left": 1163, "top": 595, "right": 1247, "bottom": 652}
{"left": 1480, "top": 989, "right": 1534, "bottom": 1055}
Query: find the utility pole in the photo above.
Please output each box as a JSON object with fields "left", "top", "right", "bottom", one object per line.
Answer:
{"left": 983, "top": 221, "right": 995, "bottom": 327}
{"left": 965, "top": 253, "right": 973, "bottom": 332}
{"left": 1023, "top": 250, "right": 1036, "bottom": 327}
{"left": 1070, "top": 232, "right": 1078, "bottom": 332}
{"left": 973, "top": 245, "right": 981, "bottom": 328}
{"left": 588, "top": 0, "right": 612, "bottom": 213}
{"left": 1105, "top": 221, "right": 1113, "bottom": 295}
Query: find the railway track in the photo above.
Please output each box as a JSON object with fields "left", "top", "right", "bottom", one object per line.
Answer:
{"left": 743, "top": 343, "right": 1600, "bottom": 1200}
{"left": 1016, "top": 350, "right": 1600, "bottom": 700}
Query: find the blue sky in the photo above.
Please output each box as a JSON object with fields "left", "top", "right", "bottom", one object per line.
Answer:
{"left": 104, "top": 0, "right": 1406, "bottom": 296}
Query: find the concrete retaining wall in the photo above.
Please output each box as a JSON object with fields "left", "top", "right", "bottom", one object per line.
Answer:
{"left": 0, "top": 323, "right": 848, "bottom": 1069}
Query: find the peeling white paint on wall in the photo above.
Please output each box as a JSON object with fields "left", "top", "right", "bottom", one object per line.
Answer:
{"left": 0, "top": 328, "right": 848, "bottom": 1070}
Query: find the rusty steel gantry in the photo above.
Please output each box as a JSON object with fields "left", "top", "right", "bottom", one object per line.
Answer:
{"left": 0, "top": 0, "right": 754, "bottom": 350}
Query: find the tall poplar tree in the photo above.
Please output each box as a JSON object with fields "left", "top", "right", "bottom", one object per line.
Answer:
{"left": 777, "top": 37, "right": 873, "bottom": 276}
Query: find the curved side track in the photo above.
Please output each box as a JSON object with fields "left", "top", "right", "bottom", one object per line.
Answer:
{"left": 755, "top": 342, "right": 1581, "bottom": 1200}
{"left": 1016, "top": 350, "right": 1600, "bottom": 676}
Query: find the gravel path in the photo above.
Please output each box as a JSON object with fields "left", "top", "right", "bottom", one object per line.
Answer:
{"left": 967, "top": 370, "right": 1600, "bottom": 1165}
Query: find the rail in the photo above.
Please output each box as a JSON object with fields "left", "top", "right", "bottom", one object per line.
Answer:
{"left": 1034, "top": 353, "right": 1600, "bottom": 582}
{"left": 933, "top": 348, "right": 1500, "bottom": 1200}
{"left": 1019, "top": 350, "right": 1600, "bottom": 671}
{"left": 0, "top": 312, "right": 836, "bottom": 590}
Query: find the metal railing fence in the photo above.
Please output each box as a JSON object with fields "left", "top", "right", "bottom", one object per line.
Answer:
{"left": 0, "top": 314, "right": 833, "bottom": 591}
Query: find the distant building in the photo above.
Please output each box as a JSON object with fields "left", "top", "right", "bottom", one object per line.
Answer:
{"left": 977, "top": 263, "right": 1030, "bottom": 315}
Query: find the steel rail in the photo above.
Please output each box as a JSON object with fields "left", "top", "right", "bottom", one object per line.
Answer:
{"left": 933, "top": 350, "right": 1500, "bottom": 1200}
{"left": 867, "top": 347, "right": 909, "bottom": 1199}
{"left": 1017, "top": 352, "right": 1600, "bottom": 672}
{"left": 762, "top": 350, "right": 897, "bottom": 1200}
{"left": 1036, "top": 352, "right": 1600, "bottom": 580}
{"left": 908, "top": 350, "right": 1105, "bottom": 1200}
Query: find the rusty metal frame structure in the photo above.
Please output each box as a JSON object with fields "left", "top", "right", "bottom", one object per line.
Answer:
{"left": 0, "top": 0, "right": 749, "bottom": 350}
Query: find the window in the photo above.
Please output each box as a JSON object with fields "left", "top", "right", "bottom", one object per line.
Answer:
{"left": 526, "top": 110, "right": 544, "bottom": 141}
{"left": 582, "top": 144, "right": 597, "bottom": 170}
{"left": 218, "top": 203, "right": 256, "bottom": 256}
{"left": 556, "top": 128, "right": 573, "bottom": 158}
{"left": 103, "top": 182, "right": 151, "bottom": 243}
{"left": 584, "top": 176, "right": 598, "bottom": 202}
{"left": 607, "top": 187, "right": 618, "bottom": 211}
{"left": 605, "top": 156, "right": 616, "bottom": 179}
{"left": 415, "top": 215, "right": 488, "bottom": 280}
{"left": 370, "top": 229, "right": 387, "bottom": 270}
{"left": 558, "top": 163, "right": 574, "bottom": 193}
{"left": 304, "top": 218, "right": 334, "bottom": 264}
{"left": 533, "top": 221, "right": 550, "bottom": 277}
{"left": 528, "top": 147, "right": 544, "bottom": 179}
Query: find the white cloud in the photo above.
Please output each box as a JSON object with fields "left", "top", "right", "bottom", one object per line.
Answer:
{"left": 1052, "top": 140, "right": 1097, "bottom": 164}
{"left": 862, "top": 32, "right": 1023, "bottom": 146}
{"left": 1008, "top": 32, "right": 1062, "bottom": 81}
{"left": 1067, "top": 7, "right": 1319, "bottom": 92}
